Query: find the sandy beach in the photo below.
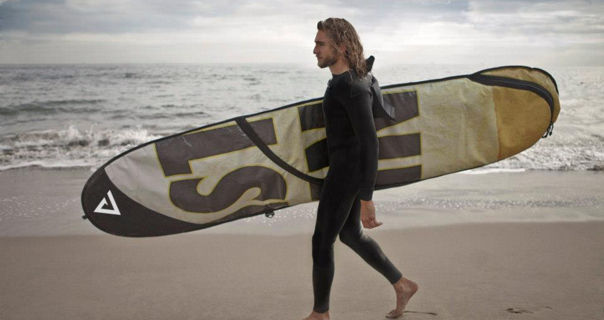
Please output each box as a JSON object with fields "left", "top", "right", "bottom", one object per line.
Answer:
{"left": 0, "top": 222, "right": 603, "bottom": 320}
{"left": 1, "top": 24, "right": 603, "bottom": 319}
{"left": 1, "top": 168, "right": 603, "bottom": 319}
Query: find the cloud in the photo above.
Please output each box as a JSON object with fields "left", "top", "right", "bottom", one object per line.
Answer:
{"left": 362, "top": 0, "right": 604, "bottom": 66}
{"left": 0, "top": 0, "right": 466, "bottom": 35}
{"left": 466, "top": 0, "right": 604, "bottom": 37}
{"left": 0, "top": 0, "right": 208, "bottom": 33}
{"left": 0, "top": 0, "right": 603, "bottom": 65}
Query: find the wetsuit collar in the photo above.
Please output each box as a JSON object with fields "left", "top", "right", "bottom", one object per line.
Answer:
{"left": 331, "top": 69, "right": 351, "bottom": 78}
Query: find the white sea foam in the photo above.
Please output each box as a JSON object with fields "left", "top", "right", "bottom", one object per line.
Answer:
{"left": 0, "top": 125, "right": 161, "bottom": 171}
{"left": 462, "top": 168, "right": 526, "bottom": 174}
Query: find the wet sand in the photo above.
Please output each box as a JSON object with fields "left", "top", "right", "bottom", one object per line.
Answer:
{"left": 1, "top": 167, "right": 603, "bottom": 236}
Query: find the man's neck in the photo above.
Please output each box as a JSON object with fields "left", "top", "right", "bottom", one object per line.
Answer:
{"left": 329, "top": 58, "right": 350, "bottom": 76}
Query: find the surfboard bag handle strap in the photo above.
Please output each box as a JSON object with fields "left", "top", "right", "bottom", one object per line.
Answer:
{"left": 366, "top": 55, "right": 375, "bottom": 71}
{"left": 235, "top": 117, "right": 324, "bottom": 186}
{"left": 366, "top": 56, "right": 396, "bottom": 121}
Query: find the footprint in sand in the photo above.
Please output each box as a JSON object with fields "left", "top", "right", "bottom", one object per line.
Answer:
{"left": 506, "top": 306, "right": 553, "bottom": 314}
{"left": 506, "top": 307, "right": 533, "bottom": 314}
{"left": 404, "top": 310, "right": 438, "bottom": 316}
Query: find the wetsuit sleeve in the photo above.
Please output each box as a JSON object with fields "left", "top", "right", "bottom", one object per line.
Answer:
{"left": 340, "top": 82, "right": 379, "bottom": 201}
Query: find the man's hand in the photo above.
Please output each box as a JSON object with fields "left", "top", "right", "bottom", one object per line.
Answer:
{"left": 360, "top": 200, "right": 382, "bottom": 229}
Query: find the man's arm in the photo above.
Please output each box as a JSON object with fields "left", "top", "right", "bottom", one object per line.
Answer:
{"left": 341, "top": 79, "right": 379, "bottom": 201}
{"left": 340, "top": 78, "right": 382, "bottom": 229}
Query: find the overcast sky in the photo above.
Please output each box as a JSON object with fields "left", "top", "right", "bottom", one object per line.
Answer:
{"left": 1, "top": 0, "right": 603, "bottom": 66}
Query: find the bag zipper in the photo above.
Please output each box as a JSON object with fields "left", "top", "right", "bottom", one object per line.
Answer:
{"left": 468, "top": 73, "right": 555, "bottom": 138}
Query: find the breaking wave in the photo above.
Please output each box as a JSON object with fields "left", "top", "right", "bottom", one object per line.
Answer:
{"left": 0, "top": 126, "right": 161, "bottom": 171}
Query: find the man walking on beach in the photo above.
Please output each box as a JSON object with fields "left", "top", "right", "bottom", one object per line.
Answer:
{"left": 304, "top": 18, "right": 418, "bottom": 320}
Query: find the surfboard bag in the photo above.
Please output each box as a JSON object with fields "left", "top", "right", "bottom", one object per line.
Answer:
{"left": 81, "top": 65, "right": 560, "bottom": 237}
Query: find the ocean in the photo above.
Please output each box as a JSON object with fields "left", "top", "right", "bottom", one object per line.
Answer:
{"left": 1, "top": 63, "right": 603, "bottom": 172}
{"left": 0, "top": 63, "right": 603, "bottom": 237}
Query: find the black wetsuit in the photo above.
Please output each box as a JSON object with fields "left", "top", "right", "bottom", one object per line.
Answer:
{"left": 312, "top": 70, "right": 402, "bottom": 313}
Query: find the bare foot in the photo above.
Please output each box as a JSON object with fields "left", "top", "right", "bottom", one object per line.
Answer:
{"left": 302, "top": 311, "right": 330, "bottom": 320}
{"left": 385, "top": 277, "right": 418, "bottom": 319}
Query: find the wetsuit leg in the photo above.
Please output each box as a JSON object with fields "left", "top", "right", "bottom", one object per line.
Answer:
{"left": 339, "top": 194, "right": 403, "bottom": 284}
{"left": 311, "top": 173, "right": 359, "bottom": 313}
{"left": 311, "top": 175, "right": 403, "bottom": 313}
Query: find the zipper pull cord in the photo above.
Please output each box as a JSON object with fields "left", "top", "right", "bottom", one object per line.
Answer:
{"left": 542, "top": 122, "right": 554, "bottom": 138}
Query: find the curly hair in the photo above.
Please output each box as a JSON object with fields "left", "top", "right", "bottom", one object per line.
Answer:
{"left": 317, "top": 18, "right": 367, "bottom": 77}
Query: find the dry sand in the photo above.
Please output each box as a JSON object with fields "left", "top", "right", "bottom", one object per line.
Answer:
{"left": 1, "top": 221, "right": 603, "bottom": 320}
{"left": 1, "top": 168, "right": 603, "bottom": 319}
